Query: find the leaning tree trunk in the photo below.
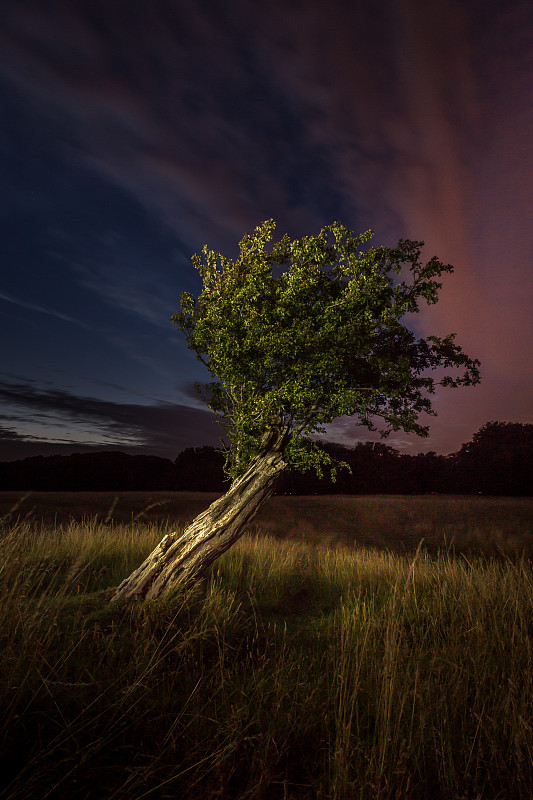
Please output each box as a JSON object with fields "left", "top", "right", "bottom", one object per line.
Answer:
{"left": 109, "top": 432, "right": 287, "bottom": 603}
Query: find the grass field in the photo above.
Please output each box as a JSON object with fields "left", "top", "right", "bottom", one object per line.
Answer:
{"left": 1, "top": 493, "right": 532, "bottom": 799}
{"left": 1, "top": 490, "right": 533, "bottom": 558}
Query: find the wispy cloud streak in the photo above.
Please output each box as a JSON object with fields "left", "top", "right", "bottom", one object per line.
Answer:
{"left": 0, "top": 290, "right": 91, "bottom": 329}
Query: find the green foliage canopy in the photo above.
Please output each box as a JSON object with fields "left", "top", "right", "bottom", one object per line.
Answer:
{"left": 173, "top": 220, "right": 480, "bottom": 481}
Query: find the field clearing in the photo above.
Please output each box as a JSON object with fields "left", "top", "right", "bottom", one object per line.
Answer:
{"left": 1, "top": 491, "right": 533, "bottom": 559}
{"left": 0, "top": 510, "right": 532, "bottom": 799}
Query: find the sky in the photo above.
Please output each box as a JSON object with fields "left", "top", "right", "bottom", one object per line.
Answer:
{"left": 0, "top": 0, "right": 532, "bottom": 462}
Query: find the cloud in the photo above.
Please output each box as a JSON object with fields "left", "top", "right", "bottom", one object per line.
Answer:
{"left": 70, "top": 254, "right": 177, "bottom": 329}
{"left": 0, "top": 376, "right": 225, "bottom": 461}
{"left": 0, "top": 0, "right": 531, "bottom": 462}
{"left": 0, "top": 423, "right": 28, "bottom": 443}
{"left": 0, "top": 0, "right": 316, "bottom": 245}
{"left": 0, "top": 290, "right": 91, "bottom": 329}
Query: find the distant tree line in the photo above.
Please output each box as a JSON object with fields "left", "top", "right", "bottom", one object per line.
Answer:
{"left": 278, "top": 421, "right": 533, "bottom": 496}
{"left": 0, "top": 422, "right": 532, "bottom": 495}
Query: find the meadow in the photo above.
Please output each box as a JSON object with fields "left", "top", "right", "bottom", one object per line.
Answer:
{"left": 0, "top": 492, "right": 532, "bottom": 799}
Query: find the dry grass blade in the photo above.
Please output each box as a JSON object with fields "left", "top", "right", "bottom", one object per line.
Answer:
{"left": 0, "top": 492, "right": 33, "bottom": 525}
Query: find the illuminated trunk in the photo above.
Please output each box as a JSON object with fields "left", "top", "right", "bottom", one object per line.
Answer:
{"left": 110, "top": 441, "right": 286, "bottom": 603}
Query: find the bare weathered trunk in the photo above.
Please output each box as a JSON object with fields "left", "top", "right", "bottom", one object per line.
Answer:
{"left": 109, "top": 431, "right": 287, "bottom": 603}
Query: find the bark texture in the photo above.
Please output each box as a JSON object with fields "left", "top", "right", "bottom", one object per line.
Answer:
{"left": 110, "top": 429, "right": 287, "bottom": 603}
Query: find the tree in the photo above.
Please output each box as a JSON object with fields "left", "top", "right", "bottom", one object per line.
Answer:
{"left": 110, "top": 220, "right": 480, "bottom": 602}
{"left": 174, "top": 446, "right": 227, "bottom": 491}
{"left": 455, "top": 421, "right": 533, "bottom": 495}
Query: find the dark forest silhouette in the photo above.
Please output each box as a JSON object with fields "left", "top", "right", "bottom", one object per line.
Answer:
{"left": 0, "top": 422, "right": 532, "bottom": 495}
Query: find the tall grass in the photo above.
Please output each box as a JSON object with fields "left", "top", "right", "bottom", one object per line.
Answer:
{"left": 1, "top": 515, "right": 532, "bottom": 799}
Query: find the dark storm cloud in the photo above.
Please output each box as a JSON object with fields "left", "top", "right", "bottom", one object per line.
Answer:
{"left": 0, "top": 376, "right": 224, "bottom": 461}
